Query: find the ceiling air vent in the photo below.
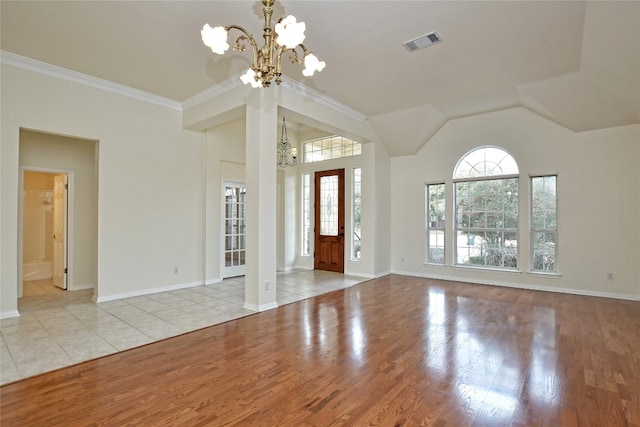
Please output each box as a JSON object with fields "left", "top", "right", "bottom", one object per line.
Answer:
{"left": 403, "top": 32, "right": 442, "bottom": 52}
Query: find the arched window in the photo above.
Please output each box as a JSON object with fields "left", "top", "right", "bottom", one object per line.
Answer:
{"left": 454, "top": 146, "right": 519, "bottom": 178}
{"left": 454, "top": 146, "right": 519, "bottom": 269}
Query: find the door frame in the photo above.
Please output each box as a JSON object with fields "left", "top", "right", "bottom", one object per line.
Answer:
{"left": 221, "top": 180, "right": 247, "bottom": 278}
{"left": 52, "top": 174, "right": 68, "bottom": 290}
{"left": 18, "top": 167, "right": 74, "bottom": 297}
{"left": 314, "top": 168, "right": 345, "bottom": 273}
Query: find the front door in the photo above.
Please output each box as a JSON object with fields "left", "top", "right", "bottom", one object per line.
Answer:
{"left": 314, "top": 169, "right": 345, "bottom": 273}
{"left": 223, "top": 182, "right": 246, "bottom": 278}
{"left": 52, "top": 174, "right": 68, "bottom": 289}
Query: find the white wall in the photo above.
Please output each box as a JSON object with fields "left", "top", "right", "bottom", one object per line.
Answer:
{"left": 373, "top": 139, "right": 391, "bottom": 277}
{"left": 390, "top": 107, "right": 640, "bottom": 299}
{"left": 204, "top": 118, "right": 246, "bottom": 284}
{"left": 1, "top": 63, "right": 205, "bottom": 316}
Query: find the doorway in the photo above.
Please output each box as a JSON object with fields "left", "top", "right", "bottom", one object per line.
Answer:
{"left": 19, "top": 128, "right": 98, "bottom": 301}
{"left": 222, "top": 181, "right": 247, "bottom": 278}
{"left": 22, "top": 170, "right": 69, "bottom": 292}
{"left": 314, "top": 169, "right": 345, "bottom": 273}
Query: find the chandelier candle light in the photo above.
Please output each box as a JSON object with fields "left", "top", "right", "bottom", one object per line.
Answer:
{"left": 277, "top": 118, "right": 297, "bottom": 167}
{"left": 202, "top": 0, "right": 326, "bottom": 88}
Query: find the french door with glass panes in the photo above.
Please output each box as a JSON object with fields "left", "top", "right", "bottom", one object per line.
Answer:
{"left": 223, "top": 182, "right": 246, "bottom": 278}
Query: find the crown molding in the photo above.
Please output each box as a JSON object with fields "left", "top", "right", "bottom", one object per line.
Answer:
{"left": 182, "top": 73, "right": 368, "bottom": 123}
{"left": 181, "top": 73, "right": 245, "bottom": 110}
{"left": 0, "top": 50, "right": 182, "bottom": 111}
{"left": 279, "top": 75, "right": 368, "bottom": 122}
{"left": 1, "top": 50, "right": 368, "bottom": 122}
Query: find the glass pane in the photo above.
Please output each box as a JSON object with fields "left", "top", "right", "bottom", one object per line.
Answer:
{"left": 302, "top": 174, "right": 311, "bottom": 256}
{"left": 455, "top": 230, "right": 518, "bottom": 268}
{"left": 320, "top": 175, "right": 339, "bottom": 235}
{"left": 428, "top": 230, "right": 445, "bottom": 264}
{"left": 225, "top": 220, "right": 234, "bottom": 235}
{"left": 503, "top": 232, "right": 518, "bottom": 268}
{"left": 454, "top": 146, "right": 519, "bottom": 179}
{"left": 427, "top": 183, "right": 445, "bottom": 229}
{"left": 532, "top": 176, "right": 557, "bottom": 230}
{"left": 352, "top": 168, "right": 362, "bottom": 260}
{"left": 302, "top": 136, "right": 361, "bottom": 163}
{"left": 532, "top": 231, "right": 556, "bottom": 271}
{"left": 456, "top": 231, "right": 481, "bottom": 265}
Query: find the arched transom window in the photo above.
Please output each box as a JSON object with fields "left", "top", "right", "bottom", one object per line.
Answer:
{"left": 454, "top": 146, "right": 519, "bottom": 178}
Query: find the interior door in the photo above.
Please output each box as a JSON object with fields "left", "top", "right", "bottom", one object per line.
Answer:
{"left": 52, "top": 174, "right": 68, "bottom": 289}
{"left": 314, "top": 169, "right": 345, "bottom": 273}
{"left": 223, "top": 182, "right": 247, "bottom": 278}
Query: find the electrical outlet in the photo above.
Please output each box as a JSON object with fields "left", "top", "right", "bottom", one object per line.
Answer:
{"left": 265, "top": 281, "right": 269, "bottom": 290}
{"left": 174, "top": 266, "right": 179, "bottom": 274}
{"left": 607, "top": 273, "right": 614, "bottom": 280}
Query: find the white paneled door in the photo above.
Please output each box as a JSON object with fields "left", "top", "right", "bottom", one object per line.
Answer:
{"left": 223, "top": 182, "right": 246, "bottom": 278}
{"left": 52, "top": 174, "right": 68, "bottom": 289}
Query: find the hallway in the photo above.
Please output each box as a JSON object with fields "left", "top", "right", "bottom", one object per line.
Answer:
{"left": 0, "top": 270, "right": 365, "bottom": 385}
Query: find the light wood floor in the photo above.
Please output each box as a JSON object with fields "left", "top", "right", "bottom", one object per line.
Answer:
{"left": 2, "top": 275, "right": 639, "bottom": 426}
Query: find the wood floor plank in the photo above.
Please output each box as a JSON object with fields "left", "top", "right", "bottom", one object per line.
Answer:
{"left": 2, "top": 275, "right": 639, "bottom": 426}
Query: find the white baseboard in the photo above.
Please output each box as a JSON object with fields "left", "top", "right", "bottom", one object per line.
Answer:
{"left": 391, "top": 269, "right": 640, "bottom": 301}
{"left": 374, "top": 270, "right": 392, "bottom": 279}
{"left": 71, "top": 283, "right": 94, "bottom": 291}
{"left": 94, "top": 280, "right": 204, "bottom": 303}
{"left": 205, "top": 277, "right": 223, "bottom": 285}
{"left": 0, "top": 310, "right": 20, "bottom": 320}
{"left": 243, "top": 301, "right": 278, "bottom": 312}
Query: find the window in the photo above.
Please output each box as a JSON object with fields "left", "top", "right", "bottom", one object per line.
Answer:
{"left": 303, "top": 135, "right": 361, "bottom": 163}
{"left": 531, "top": 175, "right": 557, "bottom": 272}
{"left": 426, "top": 183, "right": 445, "bottom": 264}
{"left": 454, "top": 147, "right": 519, "bottom": 269}
{"left": 319, "top": 175, "right": 339, "bottom": 235}
{"left": 301, "top": 173, "right": 311, "bottom": 256}
{"left": 352, "top": 168, "right": 362, "bottom": 260}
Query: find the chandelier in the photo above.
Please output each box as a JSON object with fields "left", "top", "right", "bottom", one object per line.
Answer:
{"left": 277, "top": 118, "right": 297, "bottom": 167}
{"left": 201, "top": 0, "right": 326, "bottom": 88}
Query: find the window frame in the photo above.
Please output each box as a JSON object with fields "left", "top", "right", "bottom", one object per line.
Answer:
{"left": 301, "top": 173, "right": 311, "bottom": 256}
{"left": 352, "top": 167, "right": 362, "bottom": 261}
{"left": 302, "top": 135, "right": 362, "bottom": 163}
{"left": 530, "top": 174, "right": 559, "bottom": 274}
{"left": 425, "top": 182, "right": 446, "bottom": 265}
{"left": 453, "top": 146, "right": 520, "bottom": 271}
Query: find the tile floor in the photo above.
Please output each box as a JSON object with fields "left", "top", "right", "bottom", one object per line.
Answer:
{"left": 1, "top": 270, "right": 365, "bottom": 385}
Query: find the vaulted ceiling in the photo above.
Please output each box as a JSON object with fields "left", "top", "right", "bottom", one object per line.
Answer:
{"left": 2, "top": 1, "right": 639, "bottom": 156}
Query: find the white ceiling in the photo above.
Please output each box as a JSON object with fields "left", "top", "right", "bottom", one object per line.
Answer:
{"left": 2, "top": 1, "right": 639, "bottom": 156}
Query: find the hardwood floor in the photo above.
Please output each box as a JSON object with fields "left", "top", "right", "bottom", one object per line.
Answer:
{"left": 1, "top": 275, "right": 639, "bottom": 426}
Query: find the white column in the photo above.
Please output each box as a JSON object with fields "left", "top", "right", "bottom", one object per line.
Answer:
{"left": 244, "top": 89, "right": 278, "bottom": 311}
